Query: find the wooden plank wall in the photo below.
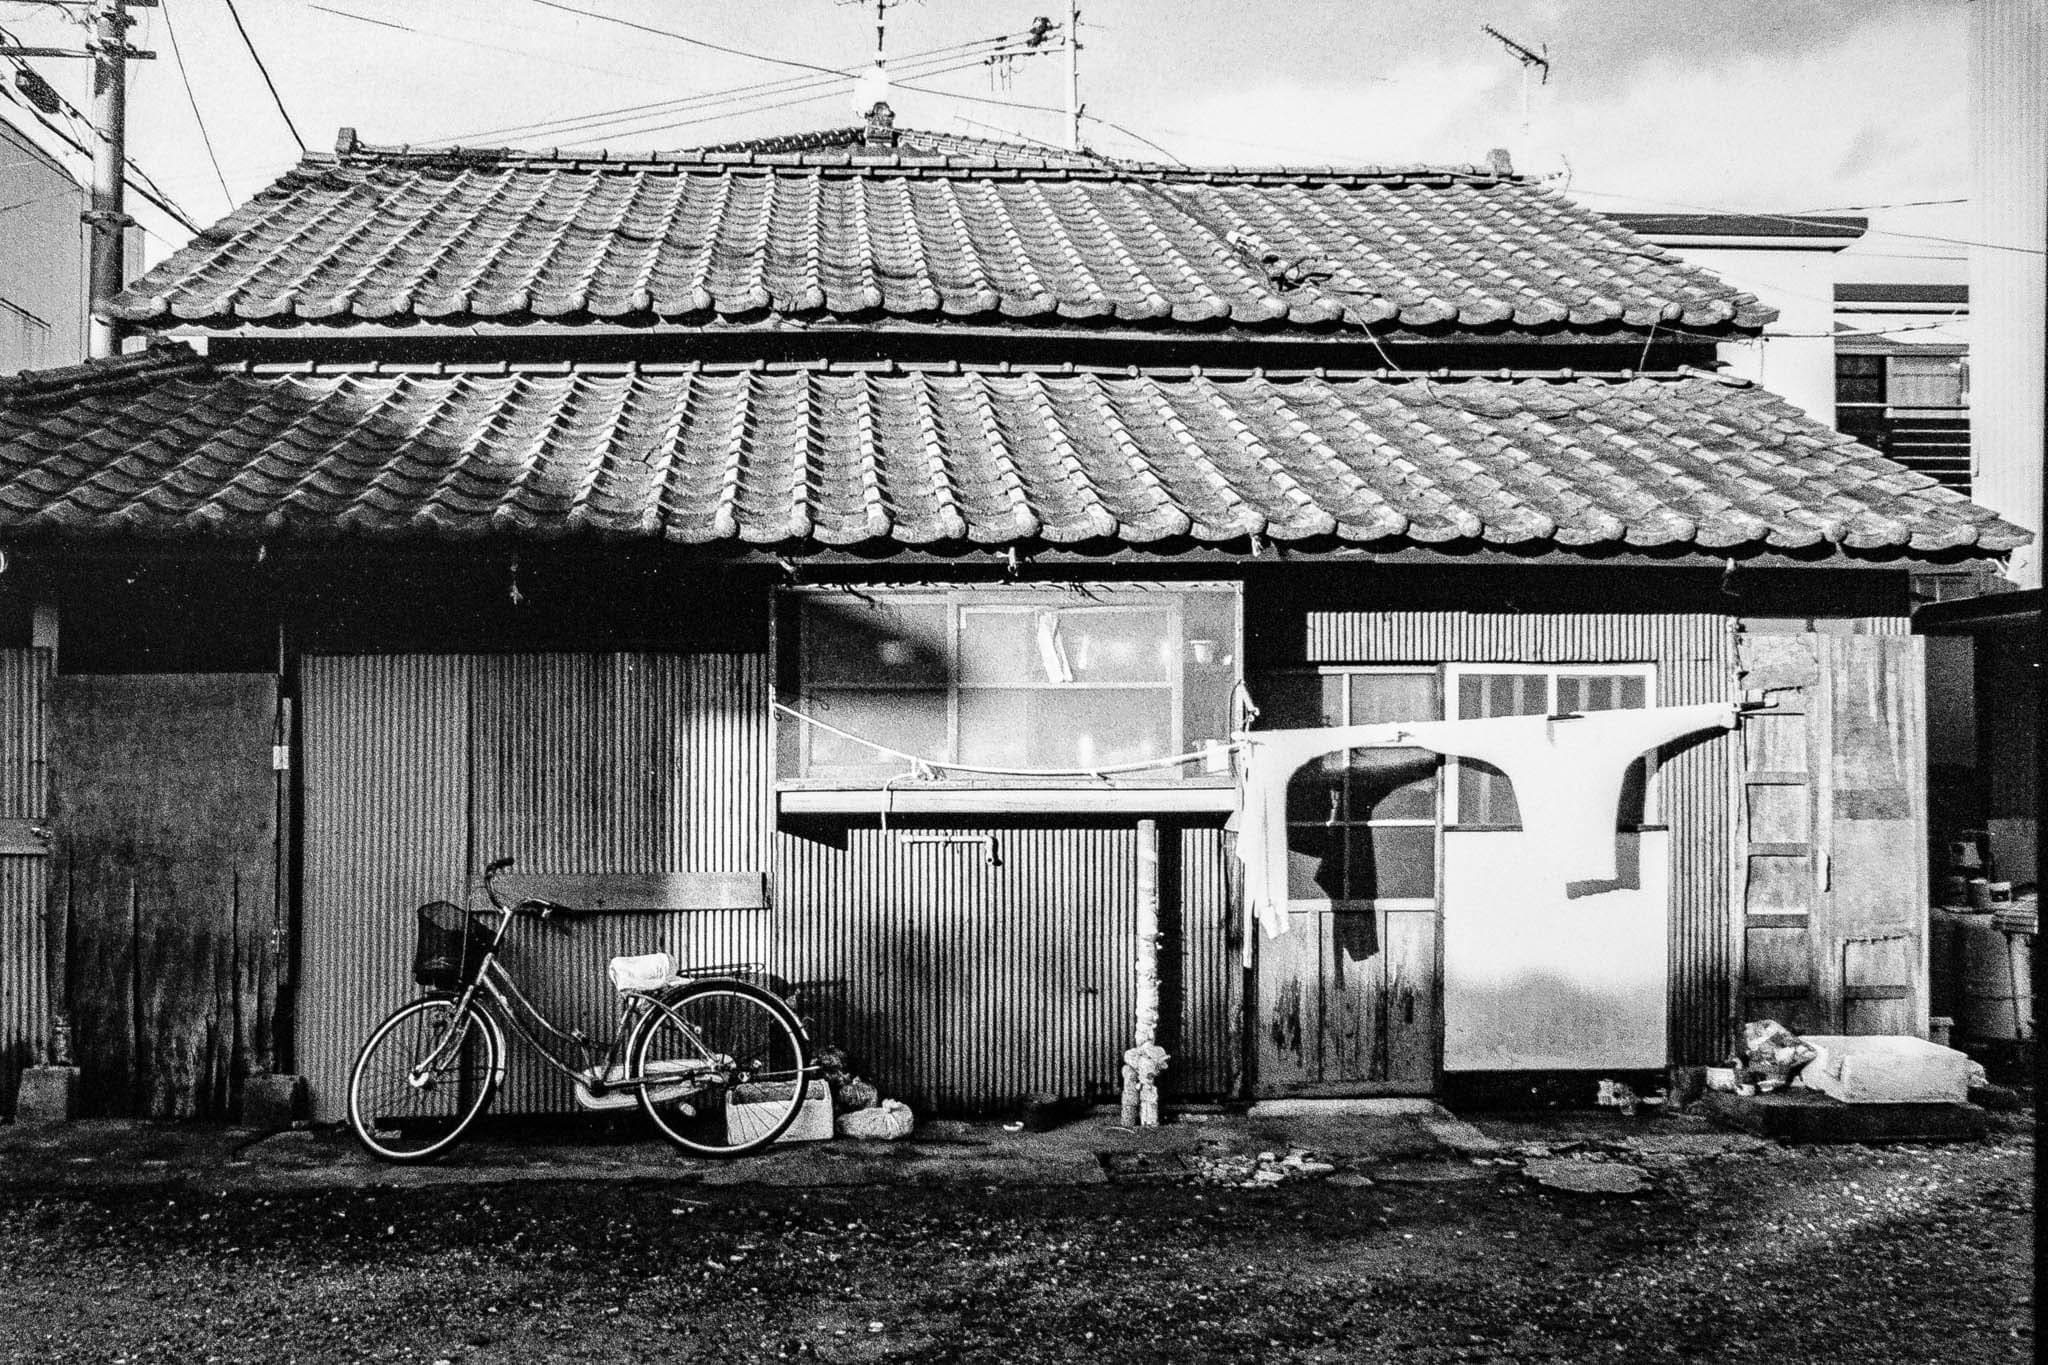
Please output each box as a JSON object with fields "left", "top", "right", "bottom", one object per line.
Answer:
{"left": 1735, "top": 632, "right": 1929, "bottom": 1037}
{"left": 49, "top": 674, "right": 280, "bottom": 1119}
{"left": 0, "top": 648, "right": 50, "bottom": 1118}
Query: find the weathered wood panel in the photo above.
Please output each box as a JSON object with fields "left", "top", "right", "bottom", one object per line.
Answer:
{"left": 1735, "top": 633, "right": 1928, "bottom": 1038}
{"left": 50, "top": 674, "right": 279, "bottom": 1119}
{"left": 0, "top": 649, "right": 50, "bottom": 1119}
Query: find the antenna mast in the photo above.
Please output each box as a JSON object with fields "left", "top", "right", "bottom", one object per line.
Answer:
{"left": 1065, "top": 0, "right": 1081, "bottom": 152}
{"left": 1480, "top": 24, "right": 1549, "bottom": 138}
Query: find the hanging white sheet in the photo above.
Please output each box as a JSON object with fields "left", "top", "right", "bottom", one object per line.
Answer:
{"left": 1234, "top": 702, "right": 1737, "bottom": 937}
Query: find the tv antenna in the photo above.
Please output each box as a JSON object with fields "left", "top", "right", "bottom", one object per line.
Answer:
{"left": 1480, "top": 24, "right": 1549, "bottom": 136}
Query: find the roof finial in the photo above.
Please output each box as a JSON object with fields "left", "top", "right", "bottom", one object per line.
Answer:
{"left": 864, "top": 100, "right": 897, "bottom": 147}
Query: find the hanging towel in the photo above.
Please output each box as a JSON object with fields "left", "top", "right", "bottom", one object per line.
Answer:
{"left": 1235, "top": 703, "right": 1736, "bottom": 938}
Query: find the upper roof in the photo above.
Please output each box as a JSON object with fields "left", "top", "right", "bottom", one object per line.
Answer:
{"left": 106, "top": 128, "right": 1774, "bottom": 338}
{"left": 1612, "top": 212, "right": 1868, "bottom": 243}
{"left": 1836, "top": 283, "right": 1968, "bottom": 307}
{"left": 0, "top": 344, "right": 2023, "bottom": 559}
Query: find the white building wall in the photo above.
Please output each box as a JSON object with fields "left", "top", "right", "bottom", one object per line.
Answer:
{"left": 0, "top": 121, "right": 88, "bottom": 374}
{"left": 1969, "top": 0, "right": 2046, "bottom": 588}
{"left": 1679, "top": 247, "right": 1841, "bottom": 424}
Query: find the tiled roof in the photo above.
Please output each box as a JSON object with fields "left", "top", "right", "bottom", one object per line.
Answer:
{"left": 0, "top": 347, "right": 2021, "bottom": 557}
{"left": 108, "top": 135, "right": 1773, "bottom": 336}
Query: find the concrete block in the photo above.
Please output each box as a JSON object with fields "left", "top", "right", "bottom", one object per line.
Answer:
{"left": 1793, "top": 1035, "right": 1972, "bottom": 1105}
{"left": 12, "top": 1065, "right": 79, "bottom": 1124}
{"left": 239, "top": 1073, "right": 307, "bottom": 1131}
{"left": 1704, "top": 1089, "right": 1985, "bottom": 1143}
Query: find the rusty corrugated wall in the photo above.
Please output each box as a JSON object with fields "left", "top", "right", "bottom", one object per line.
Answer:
{"left": 0, "top": 648, "right": 49, "bottom": 1116}
{"left": 1298, "top": 610, "right": 1741, "bottom": 1063}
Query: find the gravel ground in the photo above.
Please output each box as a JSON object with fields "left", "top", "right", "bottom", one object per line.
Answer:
{"left": 0, "top": 1115, "right": 2032, "bottom": 1364}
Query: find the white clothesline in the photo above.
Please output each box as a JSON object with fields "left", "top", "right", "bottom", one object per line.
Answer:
{"left": 772, "top": 699, "right": 1245, "bottom": 782}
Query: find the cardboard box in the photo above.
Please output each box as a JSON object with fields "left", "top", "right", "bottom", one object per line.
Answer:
{"left": 727, "top": 1078, "right": 833, "bottom": 1145}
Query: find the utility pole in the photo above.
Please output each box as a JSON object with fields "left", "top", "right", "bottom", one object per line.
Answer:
{"left": 1064, "top": 0, "right": 1081, "bottom": 152}
{"left": 0, "top": 0, "right": 155, "bottom": 360}
{"left": 87, "top": 0, "right": 137, "bottom": 359}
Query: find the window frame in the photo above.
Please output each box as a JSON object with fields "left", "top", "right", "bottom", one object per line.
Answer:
{"left": 774, "top": 582, "right": 1243, "bottom": 816}
{"left": 1442, "top": 662, "right": 1660, "bottom": 831}
{"left": 1258, "top": 665, "right": 1444, "bottom": 913}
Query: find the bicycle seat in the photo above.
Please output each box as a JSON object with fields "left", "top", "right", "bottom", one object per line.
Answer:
{"left": 608, "top": 951, "right": 677, "bottom": 994}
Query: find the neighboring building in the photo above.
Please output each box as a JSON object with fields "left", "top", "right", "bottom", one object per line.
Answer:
{"left": 1610, "top": 212, "right": 1866, "bottom": 425}
{"left": 0, "top": 118, "right": 2028, "bottom": 1123}
{"left": 1834, "top": 284, "right": 1971, "bottom": 495}
{"left": 0, "top": 116, "right": 87, "bottom": 373}
{"left": 1967, "top": 0, "right": 2045, "bottom": 590}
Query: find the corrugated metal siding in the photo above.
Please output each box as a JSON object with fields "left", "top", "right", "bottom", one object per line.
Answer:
{"left": 297, "top": 649, "right": 1224, "bottom": 1118}
{"left": 299, "top": 656, "right": 472, "bottom": 1123}
{"left": 772, "top": 824, "right": 1140, "bottom": 1115}
{"left": 0, "top": 648, "right": 49, "bottom": 1117}
{"left": 1299, "top": 610, "right": 1741, "bottom": 1063}
{"left": 468, "top": 654, "right": 770, "bottom": 1114}
{"left": 1173, "top": 824, "right": 1240, "bottom": 1098}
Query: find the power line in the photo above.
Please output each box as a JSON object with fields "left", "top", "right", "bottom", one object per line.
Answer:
{"left": 1571, "top": 188, "right": 2043, "bottom": 258}
{"left": 0, "top": 37, "right": 200, "bottom": 233}
{"left": 523, "top": 0, "right": 844, "bottom": 78}
{"left": 431, "top": 36, "right": 1019, "bottom": 148}
{"left": 160, "top": 0, "right": 231, "bottom": 212}
{"left": 221, "top": 0, "right": 303, "bottom": 152}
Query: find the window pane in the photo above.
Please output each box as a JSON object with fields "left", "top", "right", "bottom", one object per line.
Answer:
{"left": 1061, "top": 609, "right": 1173, "bottom": 684}
{"left": 1889, "top": 355, "right": 1964, "bottom": 411}
{"left": 957, "top": 610, "right": 1049, "bottom": 688}
{"left": 1343, "top": 748, "right": 1438, "bottom": 821}
{"left": 804, "top": 689, "right": 948, "bottom": 774}
{"left": 1456, "top": 672, "right": 1545, "bottom": 826}
{"left": 1284, "top": 824, "right": 1344, "bottom": 900}
{"left": 1558, "top": 672, "right": 1646, "bottom": 713}
{"left": 958, "top": 688, "right": 1172, "bottom": 769}
{"left": 1256, "top": 673, "right": 1342, "bottom": 729}
{"left": 1346, "top": 825, "right": 1436, "bottom": 900}
{"left": 806, "top": 599, "right": 949, "bottom": 688}
{"left": 1348, "top": 673, "right": 1440, "bottom": 726}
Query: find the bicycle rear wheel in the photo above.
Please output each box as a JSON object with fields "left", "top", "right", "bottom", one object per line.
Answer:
{"left": 630, "top": 981, "right": 809, "bottom": 1156}
{"left": 347, "top": 997, "right": 504, "bottom": 1163}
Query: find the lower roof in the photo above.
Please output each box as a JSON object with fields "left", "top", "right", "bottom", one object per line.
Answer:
{"left": 0, "top": 346, "right": 2027, "bottom": 559}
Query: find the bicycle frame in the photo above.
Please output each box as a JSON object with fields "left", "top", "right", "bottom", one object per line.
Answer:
{"left": 410, "top": 898, "right": 762, "bottom": 1098}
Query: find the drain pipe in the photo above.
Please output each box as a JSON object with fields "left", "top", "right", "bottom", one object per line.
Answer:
{"left": 1122, "top": 818, "right": 1168, "bottom": 1127}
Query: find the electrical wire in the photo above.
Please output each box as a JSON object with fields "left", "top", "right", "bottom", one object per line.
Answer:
{"left": 221, "top": 0, "right": 304, "bottom": 152}
{"left": 0, "top": 62, "right": 199, "bottom": 233}
{"left": 159, "top": 0, "right": 232, "bottom": 212}
{"left": 524, "top": 0, "right": 844, "bottom": 78}
{"left": 433, "top": 42, "right": 1017, "bottom": 149}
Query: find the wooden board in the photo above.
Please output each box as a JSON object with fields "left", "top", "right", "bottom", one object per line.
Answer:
{"left": 1254, "top": 903, "right": 1437, "bottom": 1095}
{"left": 49, "top": 674, "right": 281, "bottom": 1119}
{"left": 1734, "top": 633, "right": 1927, "bottom": 1039}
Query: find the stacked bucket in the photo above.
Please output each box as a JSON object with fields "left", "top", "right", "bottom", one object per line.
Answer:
{"left": 1930, "top": 832, "right": 2034, "bottom": 1047}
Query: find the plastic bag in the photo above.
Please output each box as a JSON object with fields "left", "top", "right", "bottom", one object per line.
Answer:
{"left": 837, "top": 1098, "right": 914, "bottom": 1141}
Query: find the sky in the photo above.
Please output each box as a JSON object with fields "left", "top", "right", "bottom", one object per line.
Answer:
{"left": 0, "top": 0, "right": 1974, "bottom": 280}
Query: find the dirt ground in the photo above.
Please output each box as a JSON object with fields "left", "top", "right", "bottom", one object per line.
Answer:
{"left": 0, "top": 1114, "right": 2033, "bottom": 1364}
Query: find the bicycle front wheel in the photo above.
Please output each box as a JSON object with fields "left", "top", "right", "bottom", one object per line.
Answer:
{"left": 346, "top": 996, "right": 504, "bottom": 1163}
{"left": 630, "top": 981, "right": 809, "bottom": 1156}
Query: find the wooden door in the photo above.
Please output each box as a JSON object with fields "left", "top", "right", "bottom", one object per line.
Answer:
{"left": 1256, "top": 904, "right": 1438, "bottom": 1095}
{"left": 1737, "top": 633, "right": 1928, "bottom": 1039}
{"left": 49, "top": 674, "right": 284, "bottom": 1118}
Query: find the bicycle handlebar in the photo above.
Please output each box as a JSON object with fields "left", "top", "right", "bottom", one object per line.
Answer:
{"left": 482, "top": 858, "right": 579, "bottom": 920}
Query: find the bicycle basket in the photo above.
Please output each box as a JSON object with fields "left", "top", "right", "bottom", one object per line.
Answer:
{"left": 412, "top": 900, "right": 492, "bottom": 990}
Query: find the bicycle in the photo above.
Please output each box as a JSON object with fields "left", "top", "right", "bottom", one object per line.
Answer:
{"left": 346, "top": 857, "right": 812, "bottom": 1164}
